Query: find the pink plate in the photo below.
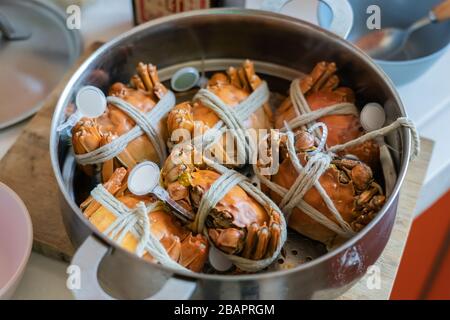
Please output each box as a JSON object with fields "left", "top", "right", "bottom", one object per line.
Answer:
{"left": 0, "top": 182, "right": 33, "bottom": 299}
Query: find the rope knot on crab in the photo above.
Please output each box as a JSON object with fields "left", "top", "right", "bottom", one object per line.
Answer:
{"left": 80, "top": 167, "right": 209, "bottom": 272}
{"left": 191, "top": 80, "right": 270, "bottom": 164}
{"left": 72, "top": 63, "right": 176, "bottom": 182}
{"left": 255, "top": 114, "right": 419, "bottom": 248}
{"left": 255, "top": 130, "right": 356, "bottom": 243}
{"left": 167, "top": 60, "right": 272, "bottom": 167}
{"left": 275, "top": 62, "right": 420, "bottom": 173}
{"left": 161, "top": 149, "right": 287, "bottom": 272}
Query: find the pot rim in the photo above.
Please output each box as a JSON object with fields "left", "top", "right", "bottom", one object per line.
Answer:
{"left": 50, "top": 8, "right": 411, "bottom": 282}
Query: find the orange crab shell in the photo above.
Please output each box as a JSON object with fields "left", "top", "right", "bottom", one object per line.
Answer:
{"left": 306, "top": 89, "right": 380, "bottom": 170}
{"left": 102, "top": 82, "right": 169, "bottom": 162}
{"left": 82, "top": 168, "right": 209, "bottom": 273}
{"left": 166, "top": 60, "right": 273, "bottom": 165}
{"left": 72, "top": 63, "right": 170, "bottom": 182}
{"left": 270, "top": 154, "right": 356, "bottom": 245}
{"left": 275, "top": 88, "right": 380, "bottom": 171}
{"left": 193, "top": 73, "right": 272, "bottom": 132}
{"left": 88, "top": 194, "right": 208, "bottom": 272}
{"left": 190, "top": 170, "right": 270, "bottom": 229}
{"left": 274, "top": 62, "right": 380, "bottom": 171}
{"left": 162, "top": 152, "right": 282, "bottom": 260}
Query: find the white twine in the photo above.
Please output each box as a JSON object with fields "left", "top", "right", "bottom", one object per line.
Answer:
{"left": 192, "top": 81, "right": 270, "bottom": 164}
{"left": 192, "top": 158, "right": 287, "bottom": 272}
{"left": 193, "top": 169, "right": 246, "bottom": 233}
{"left": 286, "top": 78, "right": 420, "bottom": 160}
{"left": 254, "top": 131, "right": 355, "bottom": 238}
{"left": 328, "top": 117, "right": 420, "bottom": 160}
{"left": 258, "top": 119, "right": 420, "bottom": 238}
{"left": 75, "top": 90, "right": 176, "bottom": 167}
{"left": 90, "top": 184, "right": 189, "bottom": 271}
{"left": 307, "top": 122, "right": 328, "bottom": 155}
{"left": 253, "top": 77, "right": 421, "bottom": 239}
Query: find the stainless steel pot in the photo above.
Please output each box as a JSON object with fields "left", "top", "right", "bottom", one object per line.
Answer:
{"left": 50, "top": 4, "right": 412, "bottom": 300}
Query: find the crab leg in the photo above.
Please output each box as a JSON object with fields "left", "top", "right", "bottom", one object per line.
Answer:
{"left": 299, "top": 75, "right": 315, "bottom": 94}
{"left": 266, "top": 223, "right": 281, "bottom": 259}
{"left": 100, "top": 134, "right": 116, "bottom": 182}
{"left": 130, "top": 75, "right": 145, "bottom": 90}
{"left": 241, "top": 60, "right": 273, "bottom": 122}
{"left": 322, "top": 75, "right": 340, "bottom": 91}
{"left": 300, "top": 62, "right": 326, "bottom": 94}
{"left": 252, "top": 226, "right": 270, "bottom": 260}
{"left": 137, "top": 62, "right": 155, "bottom": 92}
{"left": 242, "top": 59, "right": 262, "bottom": 92}
{"left": 311, "top": 62, "right": 337, "bottom": 92}
{"left": 208, "top": 228, "right": 245, "bottom": 255}
{"left": 81, "top": 167, "right": 128, "bottom": 217}
{"left": 148, "top": 64, "right": 167, "bottom": 99}
{"left": 224, "top": 66, "right": 238, "bottom": 88}
{"left": 137, "top": 63, "right": 167, "bottom": 98}
{"left": 241, "top": 223, "right": 259, "bottom": 259}
{"left": 167, "top": 102, "right": 195, "bottom": 139}
{"left": 237, "top": 67, "right": 251, "bottom": 92}
{"left": 72, "top": 120, "right": 103, "bottom": 154}
{"left": 299, "top": 61, "right": 336, "bottom": 95}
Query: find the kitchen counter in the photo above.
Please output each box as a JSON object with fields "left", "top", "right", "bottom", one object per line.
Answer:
{"left": 1, "top": 0, "right": 447, "bottom": 300}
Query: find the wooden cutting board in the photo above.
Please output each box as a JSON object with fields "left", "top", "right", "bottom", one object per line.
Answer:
{"left": 0, "top": 41, "right": 434, "bottom": 299}
{"left": 0, "top": 43, "right": 103, "bottom": 261}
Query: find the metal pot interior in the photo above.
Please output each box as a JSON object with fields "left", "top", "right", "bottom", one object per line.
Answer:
{"left": 51, "top": 9, "right": 410, "bottom": 279}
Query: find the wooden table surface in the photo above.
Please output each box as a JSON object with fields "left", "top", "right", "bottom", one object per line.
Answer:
{"left": 0, "top": 43, "right": 433, "bottom": 300}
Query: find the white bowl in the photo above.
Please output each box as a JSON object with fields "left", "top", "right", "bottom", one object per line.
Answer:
{"left": 0, "top": 182, "right": 33, "bottom": 299}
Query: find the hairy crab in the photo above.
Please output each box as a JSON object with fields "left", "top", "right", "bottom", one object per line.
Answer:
{"left": 161, "top": 146, "right": 282, "bottom": 262}
{"left": 274, "top": 61, "right": 380, "bottom": 170}
{"left": 81, "top": 167, "right": 209, "bottom": 272}
{"left": 167, "top": 60, "right": 273, "bottom": 166}
{"left": 72, "top": 62, "right": 169, "bottom": 182}
{"left": 261, "top": 130, "right": 385, "bottom": 247}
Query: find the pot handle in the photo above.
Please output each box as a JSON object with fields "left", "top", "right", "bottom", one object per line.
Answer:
{"left": 260, "top": 0, "right": 353, "bottom": 39}
{"left": 70, "top": 235, "right": 197, "bottom": 300}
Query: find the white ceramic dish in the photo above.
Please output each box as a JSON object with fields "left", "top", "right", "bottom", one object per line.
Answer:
{"left": 0, "top": 182, "right": 33, "bottom": 300}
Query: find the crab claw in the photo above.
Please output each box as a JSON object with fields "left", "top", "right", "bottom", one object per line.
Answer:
{"left": 208, "top": 228, "right": 245, "bottom": 255}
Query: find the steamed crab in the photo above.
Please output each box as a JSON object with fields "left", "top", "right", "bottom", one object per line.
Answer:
{"left": 274, "top": 61, "right": 380, "bottom": 170}
{"left": 81, "top": 167, "right": 209, "bottom": 272}
{"left": 161, "top": 146, "right": 282, "bottom": 261}
{"left": 72, "top": 62, "right": 169, "bottom": 182}
{"left": 261, "top": 130, "right": 385, "bottom": 246}
{"left": 167, "top": 60, "right": 273, "bottom": 165}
